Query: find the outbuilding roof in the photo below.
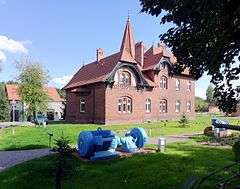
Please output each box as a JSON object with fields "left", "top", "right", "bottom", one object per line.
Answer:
{"left": 5, "top": 84, "right": 63, "bottom": 102}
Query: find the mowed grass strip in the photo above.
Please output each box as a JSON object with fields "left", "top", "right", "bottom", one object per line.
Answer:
{"left": 0, "top": 114, "right": 239, "bottom": 151}
{"left": 0, "top": 140, "right": 237, "bottom": 189}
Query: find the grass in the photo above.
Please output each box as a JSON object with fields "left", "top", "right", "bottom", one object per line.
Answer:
{"left": 0, "top": 114, "right": 239, "bottom": 151}
{"left": 0, "top": 140, "right": 238, "bottom": 189}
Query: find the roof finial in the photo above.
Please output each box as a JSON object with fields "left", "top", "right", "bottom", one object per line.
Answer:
{"left": 127, "top": 10, "right": 131, "bottom": 22}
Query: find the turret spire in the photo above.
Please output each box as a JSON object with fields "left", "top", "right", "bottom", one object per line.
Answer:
{"left": 119, "top": 14, "right": 136, "bottom": 63}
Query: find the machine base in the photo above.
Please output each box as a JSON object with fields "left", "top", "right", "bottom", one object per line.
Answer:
{"left": 90, "top": 149, "right": 120, "bottom": 160}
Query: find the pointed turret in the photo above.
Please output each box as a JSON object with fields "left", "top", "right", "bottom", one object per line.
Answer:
{"left": 119, "top": 16, "right": 136, "bottom": 63}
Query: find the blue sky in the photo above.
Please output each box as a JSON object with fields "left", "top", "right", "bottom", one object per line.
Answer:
{"left": 0, "top": 0, "right": 211, "bottom": 98}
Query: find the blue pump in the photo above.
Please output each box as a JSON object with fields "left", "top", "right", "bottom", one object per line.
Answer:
{"left": 77, "top": 127, "right": 148, "bottom": 160}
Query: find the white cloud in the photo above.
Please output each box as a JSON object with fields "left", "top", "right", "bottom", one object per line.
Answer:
{"left": 53, "top": 75, "right": 73, "bottom": 86}
{"left": 0, "top": 50, "right": 7, "bottom": 63}
{"left": 0, "top": 35, "right": 29, "bottom": 54}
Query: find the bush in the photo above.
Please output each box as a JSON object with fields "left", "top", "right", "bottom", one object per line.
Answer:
{"left": 179, "top": 113, "right": 189, "bottom": 127}
{"left": 195, "top": 97, "right": 208, "bottom": 112}
{"left": 232, "top": 140, "right": 240, "bottom": 162}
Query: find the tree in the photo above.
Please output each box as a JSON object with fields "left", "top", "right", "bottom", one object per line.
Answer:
{"left": 0, "top": 83, "right": 10, "bottom": 121}
{"left": 195, "top": 97, "right": 208, "bottom": 112}
{"left": 140, "top": 0, "right": 240, "bottom": 114}
{"left": 206, "top": 85, "right": 217, "bottom": 104}
{"left": 17, "top": 59, "right": 49, "bottom": 119}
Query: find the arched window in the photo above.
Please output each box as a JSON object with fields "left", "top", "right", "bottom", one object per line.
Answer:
{"left": 119, "top": 71, "right": 131, "bottom": 85}
{"left": 187, "top": 101, "right": 191, "bottom": 112}
{"left": 175, "top": 100, "right": 181, "bottom": 113}
{"left": 145, "top": 98, "right": 151, "bottom": 113}
{"left": 187, "top": 81, "right": 191, "bottom": 91}
{"left": 162, "top": 62, "right": 166, "bottom": 69}
{"left": 80, "top": 99, "right": 86, "bottom": 113}
{"left": 160, "top": 76, "right": 168, "bottom": 89}
{"left": 118, "top": 97, "right": 132, "bottom": 113}
{"left": 176, "top": 79, "right": 180, "bottom": 91}
{"left": 160, "top": 99, "right": 167, "bottom": 113}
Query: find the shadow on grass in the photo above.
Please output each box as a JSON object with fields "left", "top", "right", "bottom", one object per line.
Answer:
{"left": 0, "top": 142, "right": 238, "bottom": 189}
{"left": 1, "top": 144, "right": 49, "bottom": 151}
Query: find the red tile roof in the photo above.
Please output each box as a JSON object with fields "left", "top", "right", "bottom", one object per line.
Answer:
{"left": 63, "top": 20, "right": 191, "bottom": 90}
{"left": 5, "top": 84, "right": 63, "bottom": 102}
{"left": 64, "top": 52, "right": 121, "bottom": 89}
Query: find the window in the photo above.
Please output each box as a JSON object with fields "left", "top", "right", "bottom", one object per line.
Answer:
{"left": 162, "top": 62, "right": 166, "bottom": 69}
{"left": 187, "top": 101, "right": 191, "bottom": 112}
{"left": 187, "top": 81, "right": 191, "bottom": 91}
{"left": 80, "top": 99, "right": 86, "bottom": 113}
{"left": 145, "top": 99, "right": 151, "bottom": 113}
{"left": 160, "top": 100, "right": 167, "bottom": 113}
{"left": 119, "top": 71, "right": 131, "bottom": 85}
{"left": 176, "top": 79, "right": 180, "bottom": 91}
{"left": 118, "top": 97, "right": 132, "bottom": 113}
{"left": 175, "top": 100, "right": 181, "bottom": 113}
{"left": 160, "top": 76, "right": 168, "bottom": 89}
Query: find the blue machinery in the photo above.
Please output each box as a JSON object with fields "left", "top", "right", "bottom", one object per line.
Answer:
{"left": 77, "top": 127, "right": 148, "bottom": 160}
{"left": 212, "top": 118, "right": 240, "bottom": 131}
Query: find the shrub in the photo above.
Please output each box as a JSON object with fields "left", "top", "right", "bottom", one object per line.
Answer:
{"left": 232, "top": 140, "right": 240, "bottom": 162}
{"left": 179, "top": 113, "right": 189, "bottom": 127}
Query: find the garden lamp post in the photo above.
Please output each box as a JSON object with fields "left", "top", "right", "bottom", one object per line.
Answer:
{"left": 158, "top": 137, "right": 166, "bottom": 153}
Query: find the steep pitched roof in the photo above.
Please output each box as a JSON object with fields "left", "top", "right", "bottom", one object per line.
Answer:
{"left": 63, "top": 20, "right": 192, "bottom": 90}
{"left": 64, "top": 52, "right": 121, "bottom": 89}
{"left": 5, "top": 84, "right": 63, "bottom": 102}
{"left": 119, "top": 18, "right": 136, "bottom": 63}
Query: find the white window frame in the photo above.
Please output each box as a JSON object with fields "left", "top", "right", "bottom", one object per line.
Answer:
{"left": 80, "top": 99, "right": 86, "bottom": 113}
{"left": 160, "top": 100, "right": 167, "bottom": 113}
{"left": 187, "top": 101, "right": 191, "bottom": 112}
{"left": 176, "top": 79, "right": 180, "bottom": 91}
{"left": 119, "top": 71, "right": 131, "bottom": 85}
{"left": 175, "top": 100, "right": 181, "bottom": 113}
{"left": 145, "top": 99, "right": 151, "bottom": 113}
{"left": 118, "top": 97, "right": 132, "bottom": 114}
{"left": 160, "top": 76, "right": 168, "bottom": 89}
{"left": 187, "top": 81, "right": 191, "bottom": 91}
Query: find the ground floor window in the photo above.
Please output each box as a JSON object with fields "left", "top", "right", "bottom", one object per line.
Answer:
{"left": 145, "top": 98, "right": 151, "bottom": 113}
{"left": 47, "top": 109, "right": 54, "bottom": 120}
{"left": 160, "top": 99, "right": 167, "bottom": 113}
{"left": 118, "top": 97, "right": 132, "bottom": 113}
{"left": 187, "top": 101, "right": 191, "bottom": 112}
{"left": 80, "top": 99, "right": 86, "bottom": 113}
{"left": 175, "top": 100, "right": 181, "bottom": 113}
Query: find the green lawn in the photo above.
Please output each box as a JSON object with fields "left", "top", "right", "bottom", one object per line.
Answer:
{"left": 0, "top": 140, "right": 238, "bottom": 189}
{"left": 0, "top": 114, "right": 239, "bottom": 151}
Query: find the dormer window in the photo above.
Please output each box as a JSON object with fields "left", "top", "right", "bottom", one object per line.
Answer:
{"left": 119, "top": 71, "right": 131, "bottom": 85}
{"left": 160, "top": 76, "right": 168, "bottom": 89}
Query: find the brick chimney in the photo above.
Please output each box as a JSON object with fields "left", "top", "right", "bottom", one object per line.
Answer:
{"left": 135, "top": 42, "right": 144, "bottom": 67}
{"left": 96, "top": 48, "right": 104, "bottom": 62}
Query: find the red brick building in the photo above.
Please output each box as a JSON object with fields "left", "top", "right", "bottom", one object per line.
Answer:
{"left": 63, "top": 19, "right": 195, "bottom": 124}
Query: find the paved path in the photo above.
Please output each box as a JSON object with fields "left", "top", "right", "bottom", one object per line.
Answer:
{"left": 0, "top": 122, "right": 34, "bottom": 129}
{"left": 0, "top": 148, "right": 53, "bottom": 172}
{"left": 148, "top": 132, "right": 202, "bottom": 144}
{"left": 0, "top": 133, "right": 202, "bottom": 172}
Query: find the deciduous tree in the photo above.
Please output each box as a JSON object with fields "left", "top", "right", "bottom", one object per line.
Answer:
{"left": 17, "top": 59, "right": 49, "bottom": 119}
{"left": 140, "top": 0, "right": 240, "bottom": 114}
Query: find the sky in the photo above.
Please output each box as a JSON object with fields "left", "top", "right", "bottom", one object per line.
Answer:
{"left": 0, "top": 0, "right": 211, "bottom": 99}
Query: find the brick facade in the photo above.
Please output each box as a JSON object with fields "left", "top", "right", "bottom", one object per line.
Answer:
{"left": 64, "top": 19, "right": 195, "bottom": 124}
